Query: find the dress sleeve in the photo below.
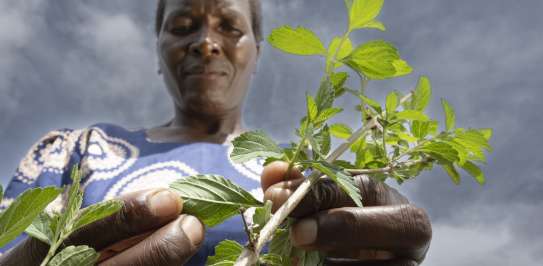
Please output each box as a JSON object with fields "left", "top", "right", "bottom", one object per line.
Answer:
{"left": 0, "top": 128, "right": 85, "bottom": 254}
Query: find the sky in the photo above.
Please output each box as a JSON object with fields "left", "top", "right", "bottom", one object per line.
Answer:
{"left": 1, "top": 0, "right": 542, "bottom": 265}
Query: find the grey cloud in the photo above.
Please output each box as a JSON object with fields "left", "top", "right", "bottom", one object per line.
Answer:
{"left": 1, "top": 1, "right": 542, "bottom": 265}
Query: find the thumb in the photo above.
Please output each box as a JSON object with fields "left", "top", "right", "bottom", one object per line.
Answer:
{"left": 66, "top": 188, "right": 183, "bottom": 250}
{"left": 260, "top": 161, "right": 304, "bottom": 192}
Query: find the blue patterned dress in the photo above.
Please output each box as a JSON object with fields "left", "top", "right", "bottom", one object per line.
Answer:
{"left": 0, "top": 123, "right": 266, "bottom": 265}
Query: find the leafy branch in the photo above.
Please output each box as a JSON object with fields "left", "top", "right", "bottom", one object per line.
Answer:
{"left": 169, "top": 1, "right": 493, "bottom": 265}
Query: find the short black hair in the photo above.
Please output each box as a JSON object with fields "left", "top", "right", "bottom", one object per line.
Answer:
{"left": 155, "top": 0, "right": 263, "bottom": 43}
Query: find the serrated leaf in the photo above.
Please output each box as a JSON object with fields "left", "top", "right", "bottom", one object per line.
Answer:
{"left": 0, "top": 186, "right": 61, "bottom": 247}
{"left": 349, "top": 0, "right": 385, "bottom": 30}
{"left": 386, "top": 91, "right": 399, "bottom": 115}
{"left": 315, "top": 78, "right": 335, "bottom": 110}
{"left": 260, "top": 253, "right": 284, "bottom": 266}
{"left": 306, "top": 94, "right": 318, "bottom": 122}
{"left": 73, "top": 200, "right": 122, "bottom": 232}
{"left": 59, "top": 166, "right": 84, "bottom": 235}
{"left": 314, "top": 125, "right": 331, "bottom": 156}
{"left": 418, "top": 142, "right": 459, "bottom": 163}
{"left": 343, "top": 40, "right": 411, "bottom": 80}
{"left": 412, "top": 76, "right": 432, "bottom": 111}
{"left": 206, "top": 240, "right": 244, "bottom": 266}
{"left": 358, "top": 95, "right": 382, "bottom": 113}
{"left": 330, "top": 123, "right": 353, "bottom": 139}
{"left": 362, "top": 20, "right": 386, "bottom": 31}
{"left": 268, "top": 26, "right": 326, "bottom": 56}
{"left": 170, "top": 175, "right": 262, "bottom": 227}
{"left": 442, "top": 140, "right": 468, "bottom": 165}
{"left": 441, "top": 98, "right": 456, "bottom": 131}
{"left": 25, "top": 212, "right": 55, "bottom": 245}
{"left": 454, "top": 129, "right": 492, "bottom": 161}
{"left": 269, "top": 228, "right": 292, "bottom": 261}
{"left": 48, "top": 245, "right": 98, "bottom": 266}
{"left": 311, "top": 162, "right": 363, "bottom": 207}
{"left": 460, "top": 161, "right": 485, "bottom": 185}
{"left": 314, "top": 107, "right": 342, "bottom": 125}
{"left": 328, "top": 37, "right": 353, "bottom": 69}
{"left": 411, "top": 121, "right": 429, "bottom": 139}
{"left": 442, "top": 164, "right": 461, "bottom": 185}
{"left": 395, "top": 110, "right": 429, "bottom": 121}
{"left": 231, "top": 131, "right": 283, "bottom": 163}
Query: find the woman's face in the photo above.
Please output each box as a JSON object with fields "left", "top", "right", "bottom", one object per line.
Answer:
{"left": 157, "top": 0, "right": 259, "bottom": 116}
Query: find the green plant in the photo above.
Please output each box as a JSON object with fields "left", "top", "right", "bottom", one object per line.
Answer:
{"left": 0, "top": 166, "right": 123, "bottom": 265}
{"left": 170, "top": 0, "right": 493, "bottom": 265}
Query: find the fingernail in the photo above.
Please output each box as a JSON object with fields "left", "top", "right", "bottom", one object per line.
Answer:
{"left": 291, "top": 218, "right": 317, "bottom": 246}
{"left": 149, "top": 190, "right": 183, "bottom": 217}
{"left": 180, "top": 215, "right": 204, "bottom": 246}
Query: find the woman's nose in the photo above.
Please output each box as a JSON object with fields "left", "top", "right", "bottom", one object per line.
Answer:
{"left": 188, "top": 35, "right": 222, "bottom": 58}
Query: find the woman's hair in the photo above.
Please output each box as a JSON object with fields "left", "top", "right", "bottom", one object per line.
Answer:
{"left": 155, "top": 0, "right": 263, "bottom": 43}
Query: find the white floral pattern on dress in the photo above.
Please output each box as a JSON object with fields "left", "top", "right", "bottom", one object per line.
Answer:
{"left": 80, "top": 127, "right": 139, "bottom": 186}
{"left": 15, "top": 129, "right": 83, "bottom": 184}
{"left": 103, "top": 161, "right": 198, "bottom": 200}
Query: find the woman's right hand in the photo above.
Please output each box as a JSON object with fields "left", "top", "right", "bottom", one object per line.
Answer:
{"left": 0, "top": 188, "right": 205, "bottom": 266}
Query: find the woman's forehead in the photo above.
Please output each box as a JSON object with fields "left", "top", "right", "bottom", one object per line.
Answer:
{"left": 163, "top": 0, "right": 250, "bottom": 17}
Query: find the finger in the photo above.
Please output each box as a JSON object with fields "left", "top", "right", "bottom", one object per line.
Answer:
{"left": 97, "top": 231, "right": 153, "bottom": 262}
{"left": 66, "top": 188, "right": 183, "bottom": 251}
{"left": 325, "top": 258, "right": 418, "bottom": 266}
{"left": 290, "top": 205, "right": 432, "bottom": 263}
{"left": 260, "top": 161, "right": 304, "bottom": 192}
{"left": 98, "top": 214, "right": 205, "bottom": 266}
{"left": 264, "top": 175, "right": 409, "bottom": 217}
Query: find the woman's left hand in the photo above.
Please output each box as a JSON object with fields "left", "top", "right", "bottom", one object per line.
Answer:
{"left": 261, "top": 161, "right": 432, "bottom": 266}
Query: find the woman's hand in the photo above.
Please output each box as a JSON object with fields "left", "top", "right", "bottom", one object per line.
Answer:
{"left": 0, "top": 188, "right": 204, "bottom": 266}
{"left": 261, "top": 161, "right": 432, "bottom": 266}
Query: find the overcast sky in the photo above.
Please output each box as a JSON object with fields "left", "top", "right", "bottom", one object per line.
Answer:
{"left": 1, "top": 0, "right": 542, "bottom": 265}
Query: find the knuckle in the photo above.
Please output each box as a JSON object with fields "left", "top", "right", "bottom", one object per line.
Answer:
{"left": 400, "top": 205, "right": 432, "bottom": 249}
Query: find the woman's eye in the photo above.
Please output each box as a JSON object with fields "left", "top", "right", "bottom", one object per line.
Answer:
{"left": 219, "top": 23, "right": 242, "bottom": 37}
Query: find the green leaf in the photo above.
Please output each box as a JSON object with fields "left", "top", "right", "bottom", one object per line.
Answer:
{"left": 454, "top": 129, "right": 492, "bottom": 161}
{"left": 306, "top": 94, "right": 318, "bottom": 122}
{"left": 59, "top": 166, "right": 84, "bottom": 235}
{"left": 362, "top": 20, "right": 386, "bottom": 31}
{"left": 314, "top": 78, "right": 335, "bottom": 110}
{"left": 48, "top": 245, "right": 98, "bottom": 266}
{"left": 386, "top": 91, "right": 399, "bottom": 115}
{"left": 342, "top": 40, "right": 412, "bottom": 79}
{"left": 311, "top": 162, "right": 363, "bottom": 207}
{"left": 314, "top": 107, "right": 343, "bottom": 125}
{"left": 292, "top": 248, "right": 325, "bottom": 266}
{"left": 0, "top": 185, "right": 3, "bottom": 204}
{"left": 411, "top": 121, "right": 430, "bottom": 139}
{"left": 412, "top": 76, "right": 432, "bottom": 111}
{"left": 460, "top": 161, "right": 485, "bottom": 185}
{"left": 260, "top": 253, "right": 284, "bottom": 266}
{"left": 268, "top": 26, "right": 326, "bottom": 56}
{"left": 25, "top": 212, "right": 55, "bottom": 245}
{"left": 441, "top": 98, "right": 456, "bottom": 131}
{"left": 395, "top": 110, "right": 429, "bottom": 121}
{"left": 314, "top": 125, "right": 331, "bottom": 156}
{"left": 358, "top": 95, "right": 382, "bottom": 113}
{"left": 170, "top": 175, "right": 262, "bottom": 227}
{"left": 206, "top": 240, "right": 244, "bottom": 266}
{"left": 231, "top": 131, "right": 283, "bottom": 163}
{"left": 397, "top": 132, "right": 418, "bottom": 143}
{"left": 442, "top": 164, "right": 461, "bottom": 185}
{"left": 252, "top": 200, "right": 272, "bottom": 234}
{"left": 73, "top": 200, "right": 123, "bottom": 233}
{"left": 330, "top": 123, "right": 353, "bottom": 139}
{"left": 478, "top": 128, "right": 493, "bottom": 141}
{"left": 0, "top": 186, "right": 61, "bottom": 247}
{"left": 328, "top": 37, "right": 353, "bottom": 69}
{"left": 269, "top": 228, "right": 292, "bottom": 262}
{"left": 349, "top": 0, "right": 385, "bottom": 30}
{"left": 330, "top": 72, "right": 349, "bottom": 97}
{"left": 418, "top": 142, "right": 459, "bottom": 163}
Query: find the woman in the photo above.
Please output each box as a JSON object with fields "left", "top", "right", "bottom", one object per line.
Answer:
{"left": 0, "top": 0, "right": 432, "bottom": 265}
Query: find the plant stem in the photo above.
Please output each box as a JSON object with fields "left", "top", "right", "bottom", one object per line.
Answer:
{"left": 345, "top": 157, "right": 431, "bottom": 175}
{"left": 234, "top": 118, "right": 377, "bottom": 266}
{"left": 239, "top": 208, "right": 255, "bottom": 248}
